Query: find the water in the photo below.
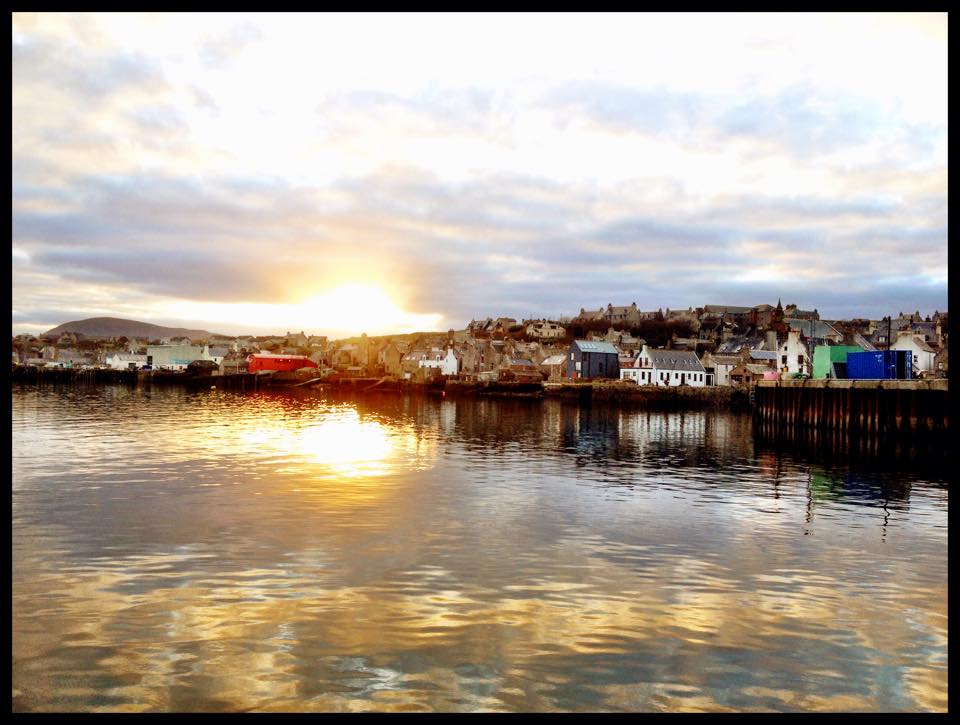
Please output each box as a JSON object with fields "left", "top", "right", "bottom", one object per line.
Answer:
{"left": 12, "top": 384, "right": 948, "bottom": 712}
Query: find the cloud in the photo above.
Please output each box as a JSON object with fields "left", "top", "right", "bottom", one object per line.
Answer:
{"left": 12, "top": 34, "right": 168, "bottom": 102}
{"left": 199, "top": 21, "right": 263, "bottom": 66}
{"left": 10, "top": 13, "right": 948, "bottom": 335}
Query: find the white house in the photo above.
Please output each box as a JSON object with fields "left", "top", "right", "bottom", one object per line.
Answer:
{"left": 418, "top": 347, "right": 460, "bottom": 376}
{"left": 105, "top": 353, "right": 149, "bottom": 370}
{"left": 778, "top": 329, "right": 811, "bottom": 375}
{"left": 145, "top": 344, "right": 212, "bottom": 371}
{"left": 620, "top": 345, "right": 707, "bottom": 386}
{"left": 525, "top": 320, "right": 566, "bottom": 339}
{"left": 891, "top": 331, "right": 938, "bottom": 375}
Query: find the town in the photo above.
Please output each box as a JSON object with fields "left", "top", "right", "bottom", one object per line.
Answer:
{"left": 12, "top": 300, "right": 949, "bottom": 385}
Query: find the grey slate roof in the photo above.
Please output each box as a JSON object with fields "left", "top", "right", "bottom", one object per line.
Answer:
{"left": 704, "top": 305, "right": 752, "bottom": 314}
{"left": 749, "top": 350, "right": 777, "bottom": 361}
{"left": 573, "top": 340, "right": 619, "bottom": 354}
{"left": 710, "top": 355, "right": 742, "bottom": 366}
{"left": 716, "top": 336, "right": 767, "bottom": 353}
{"left": 786, "top": 319, "right": 840, "bottom": 338}
{"left": 646, "top": 349, "right": 706, "bottom": 372}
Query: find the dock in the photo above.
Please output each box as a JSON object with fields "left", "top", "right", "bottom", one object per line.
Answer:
{"left": 753, "top": 379, "right": 948, "bottom": 444}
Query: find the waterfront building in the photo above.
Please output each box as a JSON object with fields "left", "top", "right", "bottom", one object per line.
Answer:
{"left": 105, "top": 353, "right": 149, "bottom": 370}
{"left": 728, "top": 362, "right": 777, "bottom": 386}
{"left": 539, "top": 354, "right": 567, "bottom": 381}
{"left": 700, "top": 352, "right": 742, "bottom": 386}
{"left": 891, "top": 331, "right": 939, "bottom": 376}
{"left": 778, "top": 329, "right": 811, "bottom": 376}
{"left": 146, "top": 344, "right": 212, "bottom": 371}
{"left": 419, "top": 348, "right": 460, "bottom": 377}
{"left": 567, "top": 340, "right": 620, "bottom": 380}
{"left": 622, "top": 345, "right": 707, "bottom": 387}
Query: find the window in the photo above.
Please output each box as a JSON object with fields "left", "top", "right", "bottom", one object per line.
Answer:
{"left": 781, "top": 355, "right": 787, "bottom": 365}
{"left": 798, "top": 355, "right": 804, "bottom": 366}
{"left": 570, "top": 353, "right": 574, "bottom": 360}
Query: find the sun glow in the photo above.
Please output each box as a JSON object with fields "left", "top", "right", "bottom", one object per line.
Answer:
{"left": 161, "top": 283, "right": 443, "bottom": 337}
{"left": 299, "top": 284, "right": 442, "bottom": 337}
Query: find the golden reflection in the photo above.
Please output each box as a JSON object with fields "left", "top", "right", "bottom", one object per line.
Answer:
{"left": 12, "top": 542, "right": 949, "bottom": 712}
{"left": 234, "top": 406, "right": 436, "bottom": 497}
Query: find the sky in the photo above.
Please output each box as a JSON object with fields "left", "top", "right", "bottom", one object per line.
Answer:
{"left": 11, "top": 12, "right": 948, "bottom": 338}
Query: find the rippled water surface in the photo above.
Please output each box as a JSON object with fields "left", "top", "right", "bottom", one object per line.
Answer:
{"left": 12, "top": 384, "right": 948, "bottom": 712}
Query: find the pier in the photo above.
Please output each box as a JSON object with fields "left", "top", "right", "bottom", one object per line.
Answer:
{"left": 753, "top": 379, "right": 948, "bottom": 445}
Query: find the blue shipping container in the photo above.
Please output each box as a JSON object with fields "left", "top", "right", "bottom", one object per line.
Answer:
{"left": 846, "top": 350, "right": 912, "bottom": 380}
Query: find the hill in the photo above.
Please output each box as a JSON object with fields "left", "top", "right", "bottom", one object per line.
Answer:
{"left": 44, "top": 317, "right": 218, "bottom": 340}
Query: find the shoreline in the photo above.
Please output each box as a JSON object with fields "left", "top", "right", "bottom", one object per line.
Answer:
{"left": 10, "top": 364, "right": 751, "bottom": 411}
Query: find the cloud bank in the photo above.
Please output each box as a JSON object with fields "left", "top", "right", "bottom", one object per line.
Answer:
{"left": 12, "top": 12, "right": 948, "bottom": 336}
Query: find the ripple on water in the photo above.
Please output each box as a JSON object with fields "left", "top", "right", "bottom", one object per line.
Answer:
{"left": 12, "top": 386, "right": 948, "bottom": 712}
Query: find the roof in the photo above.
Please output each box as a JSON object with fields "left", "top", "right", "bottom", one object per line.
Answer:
{"left": 644, "top": 348, "right": 706, "bottom": 372}
{"left": 249, "top": 353, "right": 313, "bottom": 360}
{"left": 749, "top": 350, "right": 777, "bottom": 361}
{"left": 786, "top": 319, "right": 840, "bottom": 338}
{"left": 710, "top": 355, "right": 742, "bottom": 366}
{"left": 716, "top": 336, "right": 766, "bottom": 353}
{"left": 704, "top": 305, "right": 752, "bottom": 314}
{"left": 540, "top": 354, "right": 567, "bottom": 366}
{"left": 572, "top": 340, "right": 619, "bottom": 354}
{"left": 896, "top": 336, "right": 939, "bottom": 353}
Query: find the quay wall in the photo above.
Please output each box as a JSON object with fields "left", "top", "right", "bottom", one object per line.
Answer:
{"left": 543, "top": 381, "right": 750, "bottom": 409}
{"left": 13, "top": 366, "right": 948, "bottom": 446}
{"left": 753, "top": 379, "right": 948, "bottom": 444}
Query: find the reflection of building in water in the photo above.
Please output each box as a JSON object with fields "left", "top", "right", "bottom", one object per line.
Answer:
{"left": 809, "top": 470, "right": 911, "bottom": 506}
{"left": 439, "top": 399, "right": 456, "bottom": 436}
{"left": 560, "top": 405, "right": 620, "bottom": 461}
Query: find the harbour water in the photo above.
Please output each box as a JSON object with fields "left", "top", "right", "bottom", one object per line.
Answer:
{"left": 12, "top": 384, "right": 948, "bottom": 712}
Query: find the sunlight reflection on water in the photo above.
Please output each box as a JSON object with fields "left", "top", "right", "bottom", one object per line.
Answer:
{"left": 12, "top": 385, "right": 948, "bottom": 712}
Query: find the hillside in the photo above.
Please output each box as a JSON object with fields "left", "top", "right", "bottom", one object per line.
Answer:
{"left": 44, "top": 317, "right": 218, "bottom": 340}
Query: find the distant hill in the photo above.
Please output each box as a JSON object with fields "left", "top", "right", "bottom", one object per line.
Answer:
{"left": 44, "top": 317, "right": 218, "bottom": 340}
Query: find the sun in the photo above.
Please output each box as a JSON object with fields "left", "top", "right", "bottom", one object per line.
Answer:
{"left": 297, "top": 284, "right": 442, "bottom": 337}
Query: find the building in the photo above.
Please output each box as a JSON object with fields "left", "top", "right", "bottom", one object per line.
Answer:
{"left": 778, "top": 329, "right": 810, "bottom": 376}
{"left": 890, "top": 331, "right": 939, "bottom": 376}
{"left": 219, "top": 356, "right": 249, "bottom": 375}
{"left": 105, "top": 353, "right": 149, "bottom": 370}
{"left": 785, "top": 319, "right": 842, "bottom": 345}
{"left": 728, "top": 363, "right": 778, "bottom": 386}
{"left": 378, "top": 341, "right": 405, "bottom": 377}
{"left": 419, "top": 348, "right": 460, "bottom": 377}
{"left": 539, "top": 354, "right": 568, "bottom": 381}
{"left": 525, "top": 320, "right": 566, "bottom": 339}
{"left": 567, "top": 340, "right": 619, "bottom": 380}
{"left": 700, "top": 352, "right": 742, "bottom": 386}
{"left": 622, "top": 345, "right": 707, "bottom": 387}
{"left": 146, "top": 344, "right": 212, "bottom": 371}
{"left": 247, "top": 353, "right": 318, "bottom": 373}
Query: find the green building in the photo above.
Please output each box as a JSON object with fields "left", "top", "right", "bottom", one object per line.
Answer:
{"left": 812, "top": 345, "right": 863, "bottom": 379}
